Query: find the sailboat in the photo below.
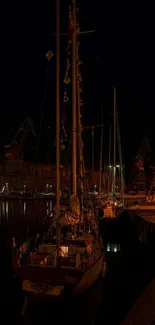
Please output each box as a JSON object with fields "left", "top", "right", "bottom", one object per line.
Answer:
{"left": 15, "top": 1, "right": 106, "bottom": 302}
{"left": 97, "top": 88, "right": 125, "bottom": 222}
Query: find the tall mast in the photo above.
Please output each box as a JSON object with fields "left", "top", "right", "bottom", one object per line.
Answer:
{"left": 99, "top": 108, "right": 103, "bottom": 195}
{"left": 92, "top": 127, "right": 95, "bottom": 189}
{"left": 56, "top": 0, "right": 60, "bottom": 207}
{"left": 113, "top": 87, "right": 116, "bottom": 197}
{"left": 116, "top": 110, "right": 124, "bottom": 202}
{"left": 108, "top": 125, "right": 111, "bottom": 194}
{"left": 77, "top": 51, "right": 84, "bottom": 206}
{"left": 72, "top": 0, "right": 77, "bottom": 195}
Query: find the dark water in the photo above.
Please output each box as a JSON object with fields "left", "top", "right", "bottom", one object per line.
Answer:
{"left": 0, "top": 207, "right": 154, "bottom": 325}
{"left": 0, "top": 198, "right": 53, "bottom": 227}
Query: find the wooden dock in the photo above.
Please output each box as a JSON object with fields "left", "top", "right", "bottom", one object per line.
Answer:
{"left": 120, "top": 277, "right": 155, "bottom": 325}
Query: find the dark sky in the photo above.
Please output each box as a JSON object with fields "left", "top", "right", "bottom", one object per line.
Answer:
{"left": 0, "top": 1, "right": 154, "bottom": 167}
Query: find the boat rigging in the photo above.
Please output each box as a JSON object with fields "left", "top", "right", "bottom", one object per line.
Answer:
{"left": 5, "top": 114, "right": 36, "bottom": 160}
{"left": 12, "top": 1, "right": 106, "bottom": 306}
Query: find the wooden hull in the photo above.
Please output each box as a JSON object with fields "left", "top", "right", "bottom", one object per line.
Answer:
{"left": 99, "top": 216, "right": 122, "bottom": 243}
{"left": 100, "top": 217, "right": 119, "bottom": 225}
{"left": 20, "top": 254, "right": 104, "bottom": 299}
{"left": 75, "top": 255, "right": 104, "bottom": 293}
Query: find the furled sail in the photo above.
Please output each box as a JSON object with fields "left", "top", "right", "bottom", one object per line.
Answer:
{"left": 70, "top": 193, "right": 80, "bottom": 215}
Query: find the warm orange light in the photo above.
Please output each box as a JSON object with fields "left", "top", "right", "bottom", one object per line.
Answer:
{"left": 60, "top": 246, "right": 68, "bottom": 257}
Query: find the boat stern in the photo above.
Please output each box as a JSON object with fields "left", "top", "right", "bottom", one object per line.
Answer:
{"left": 20, "top": 265, "right": 82, "bottom": 298}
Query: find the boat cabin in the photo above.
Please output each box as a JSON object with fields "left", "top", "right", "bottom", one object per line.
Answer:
{"left": 37, "top": 237, "right": 92, "bottom": 256}
{"left": 28, "top": 235, "right": 93, "bottom": 270}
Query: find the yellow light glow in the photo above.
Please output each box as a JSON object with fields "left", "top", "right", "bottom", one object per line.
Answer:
{"left": 60, "top": 246, "right": 68, "bottom": 257}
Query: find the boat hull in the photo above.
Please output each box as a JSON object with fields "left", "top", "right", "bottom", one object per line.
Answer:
{"left": 99, "top": 217, "right": 122, "bottom": 243}
{"left": 75, "top": 255, "right": 104, "bottom": 293}
{"left": 20, "top": 254, "right": 104, "bottom": 299}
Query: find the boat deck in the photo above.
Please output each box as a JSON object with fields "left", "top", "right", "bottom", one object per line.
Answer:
{"left": 120, "top": 277, "right": 155, "bottom": 325}
{"left": 129, "top": 209, "right": 155, "bottom": 223}
{"left": 129, "top": 204, "right": 155, "bottom": 211}
{"left": 24, "top": 233, "right": 102, "bottom": 273}
{"left": 138, "top": 212, "right": 155, "bottom": 224}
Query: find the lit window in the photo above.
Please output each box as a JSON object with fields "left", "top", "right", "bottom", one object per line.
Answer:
{"left": 60, "top": 246, "right": 68, "bottom": 257}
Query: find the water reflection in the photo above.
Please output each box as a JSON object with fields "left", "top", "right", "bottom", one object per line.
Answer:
{"left": 0, "top": 199, "right": 53, "bottom": 225}
{"left": 6, "top": 201, "right": 8, "bottom": 221}
{"left": 107, "top": 243, "right": 121, "bottom": 252}
{"left": 24, "top": 201, "right": 26, "bottom": 217}
{"left": 0, "top": 201, "right": 9, "bottom": 223}
{"left": 46, "top": 200, "right": 52, "bottom": 215}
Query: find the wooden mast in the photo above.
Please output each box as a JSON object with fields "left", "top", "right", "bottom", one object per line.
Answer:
{"left": 92, "top": 127, "right": 95, "bottom": 190}
{"left": 55, "top": 0, "right": 61, "bottom": 260}
{"left": 99, "top": 109, "right": 103, "bottom": 195}
{"left": 77, "top": 56, "right": 84, "bottom": 207}
{"left": 116, "top": 107, "right": 124, "bottom": 202}
{"left": 113, "top": 87, "right": 116, "bottom": 198}
{"left": 108, "top": 125, "right": 111, "bottom": 194}
{"left": 72, "top": 0, "right": 77, "bottom": 195}
{"left": 56, "top": 0, "right": 60, "bottom": 207}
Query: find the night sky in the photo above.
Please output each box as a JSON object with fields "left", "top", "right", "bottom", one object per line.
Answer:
{"left": 0, "top": 1, "right": 153, "bottom": 169}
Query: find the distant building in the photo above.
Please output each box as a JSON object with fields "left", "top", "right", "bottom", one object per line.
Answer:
{"left": 0, "top": 160, "right": 107, "bottom": 192}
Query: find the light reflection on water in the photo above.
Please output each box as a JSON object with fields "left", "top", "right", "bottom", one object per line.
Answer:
{"left": 24, "top": 201, "right": 26, "bottom": 217}
{"left": 46, "top": 200, "right": 52, "bottom": 215}
{"left": 0, "top": 201, "right": 9, "bottom": 223}
{"left": 0, "top": 199, "right": 53, "bottom": 225}
{"left": 106, "top": 243, "right": 121, "bottom": 252}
